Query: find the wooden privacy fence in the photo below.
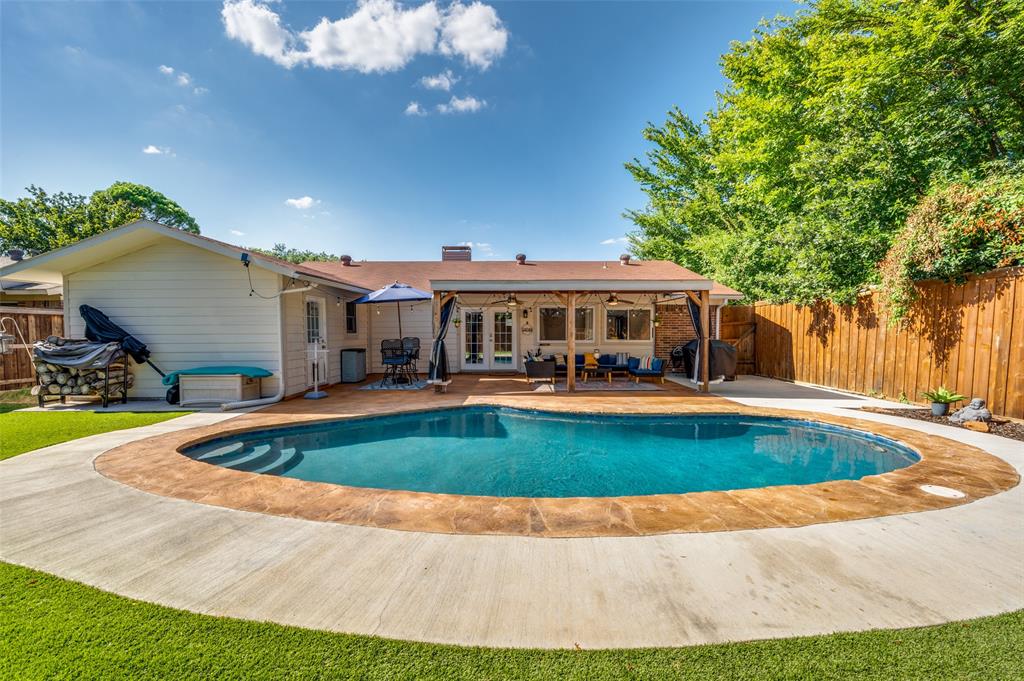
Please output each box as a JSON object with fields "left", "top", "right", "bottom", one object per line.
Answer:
{"left": 0, "top": 307, "right": 64, "bottom": 389}
{"left": 719, "top": 306, "right": 756, "bottom": 375}
{"left": 743, "top": 267, "right": 1023, "bottom": 419}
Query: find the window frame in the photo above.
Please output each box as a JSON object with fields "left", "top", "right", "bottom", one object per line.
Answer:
{"left": 604, "top": 306, "right": 653, "bottom": 342}
{"left": 345, "top": 301, "right": 358, "bottom": 334}
{"left": 538, "top": 305, "right": 595, "bottom": 344}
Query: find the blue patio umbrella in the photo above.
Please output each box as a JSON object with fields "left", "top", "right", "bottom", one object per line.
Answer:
{"left": 352, "top": 282, "right": 432, "bottom": 337}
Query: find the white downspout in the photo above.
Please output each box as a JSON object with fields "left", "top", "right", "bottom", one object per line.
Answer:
{"left": 220, "top": 285, "right": 288, "bottom": 411}
{"left": 715, "top": 304, "right": 721, "bottom": 340}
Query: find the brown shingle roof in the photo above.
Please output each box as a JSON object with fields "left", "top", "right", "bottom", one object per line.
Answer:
{"left": 301, "top": 259, "right": 711, "bottom": 292}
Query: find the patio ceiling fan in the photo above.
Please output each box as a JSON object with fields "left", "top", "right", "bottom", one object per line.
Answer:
{"left": 605, "top": 292, "right": 635, "bottom": 306}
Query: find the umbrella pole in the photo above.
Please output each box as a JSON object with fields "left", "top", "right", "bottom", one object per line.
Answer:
{"left": 397, "top": 301, "right": 403, "bottom": 338}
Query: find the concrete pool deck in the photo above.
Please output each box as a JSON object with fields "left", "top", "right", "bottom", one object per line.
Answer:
{"left": 1, "top": 375, "right": 1022, "bottom": 649}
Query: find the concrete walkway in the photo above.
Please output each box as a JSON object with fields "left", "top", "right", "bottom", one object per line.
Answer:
{"left": 1, "top": 396, "right": 1022, "bottom": 649}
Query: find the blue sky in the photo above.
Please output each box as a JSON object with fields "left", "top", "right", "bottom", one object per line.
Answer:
{"left": 2, "top": 1, "right": 794, "bottom": 261}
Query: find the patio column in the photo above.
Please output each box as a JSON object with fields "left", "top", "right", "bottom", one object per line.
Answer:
{"left": 566, "top": 291, "right": 576, "bottom": 392}
{"left": 700, "top": 289, "right": 710, "bottom": 393}
{"left": 432, "top": 291, "right": 442, "bottom": 337}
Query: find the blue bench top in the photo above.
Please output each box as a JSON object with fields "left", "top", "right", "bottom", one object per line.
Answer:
{"left": 162, "top": 366, "right": 273, "bottom": 386}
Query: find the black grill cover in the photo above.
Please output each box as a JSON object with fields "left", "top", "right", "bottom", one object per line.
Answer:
{"left": 79, "top": 305, "right": 152, "bottom": 365}
{"left": 681, "top": 339, "right": 738, "bottom": 381}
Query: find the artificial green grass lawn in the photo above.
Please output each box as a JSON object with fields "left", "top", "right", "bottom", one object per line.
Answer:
{"left": 0, "top": 411, "right": 189, "bottom": 460}
{"left": 0, "top": 563, "right": 1020, "bottom": 680}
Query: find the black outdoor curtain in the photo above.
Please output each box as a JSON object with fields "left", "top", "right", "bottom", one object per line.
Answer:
{"left": 686, "top": 298, "right": 703, "bottom": 381}
{"left": 428, "top": 297, "right": 457, "bottom": 382}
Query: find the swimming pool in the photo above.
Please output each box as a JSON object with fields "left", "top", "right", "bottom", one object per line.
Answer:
{"left": 182, "top": 407, "right": 919, "bottom": 498}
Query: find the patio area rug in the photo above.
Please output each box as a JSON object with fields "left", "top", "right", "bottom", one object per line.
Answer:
{"left": 531, "top": 380, "right": 663, "bottom": 393}
{"left": 358, "top": 379, "right": 429, "bottom": 391}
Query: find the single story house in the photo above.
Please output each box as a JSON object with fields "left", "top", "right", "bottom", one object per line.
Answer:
{"left": 0, "top": 220, "right": 741, "bottom": 401}
{"left": 1, "top": 251, "right": 63, "bottom": 308}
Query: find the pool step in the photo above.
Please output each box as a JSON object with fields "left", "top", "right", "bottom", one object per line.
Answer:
{"left": 201, "top": 444, "right": 272, "bottom": 469}
{"left": 247, "top": 448, "right": 300, "bottom": 475}
{"left": 229, "top": 446, "right": 302, "bottom": 476}
{"left": 194, "top": 441, "right": 243, "bottom": 461}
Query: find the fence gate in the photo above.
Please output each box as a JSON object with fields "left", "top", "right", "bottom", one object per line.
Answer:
{"left": 719, "top": 306, "right": 756, "bottom": 375}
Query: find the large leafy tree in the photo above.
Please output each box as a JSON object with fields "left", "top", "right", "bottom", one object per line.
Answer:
{"left": 250, "top": 243, "right": 339, "bottom": 264}
{"left": 0, "top": 182, "right": 199, "bottom": 255}
{"left": 626, "top": 0, "right": 1024, "bottom": 303}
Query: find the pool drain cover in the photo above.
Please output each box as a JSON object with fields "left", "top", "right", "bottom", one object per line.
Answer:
{"left": 920, "top": 484, "right": 966, "bottom": 499}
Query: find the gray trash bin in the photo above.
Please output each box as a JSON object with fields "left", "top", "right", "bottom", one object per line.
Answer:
{"left": 341, "top": 348, "right": 367, "bottom": 383}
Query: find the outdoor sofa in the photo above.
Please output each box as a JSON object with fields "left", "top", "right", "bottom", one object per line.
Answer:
{"left": 627, "top": 356, "right": 667, "bottom": 383}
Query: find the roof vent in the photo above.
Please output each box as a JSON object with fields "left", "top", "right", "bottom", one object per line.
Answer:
{"left": 339, "top": 255, "right": 353, "bottom": 266}
{"left": 442, "top": 245, "right": 472, "bottom": 262}
{"left": 6, "top": 249, "right": 24, "bottom": 262}
{"left": 515, "top": 253, "right": 527, "bottom": 265}
{"left": 619, "top": 253, "right": 631, "bottom": 266}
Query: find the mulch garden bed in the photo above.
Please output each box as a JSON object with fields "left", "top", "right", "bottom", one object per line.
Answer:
{"left": 860, "top": 407, "right": 1024, "bottom": 443}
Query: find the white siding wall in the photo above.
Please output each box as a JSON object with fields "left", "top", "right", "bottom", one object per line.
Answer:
{"left": 65, "top": 239, "right": 282, "bottom": 399}
{"left": 282, "top": 288, "right": 368, "bottom": 394}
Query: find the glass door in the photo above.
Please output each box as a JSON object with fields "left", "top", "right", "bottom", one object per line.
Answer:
{"left": 491, "top": 310, "right": 514, "bottom": 368}
{"left": 462, "top": 309, "right": 485, "bottom": 370}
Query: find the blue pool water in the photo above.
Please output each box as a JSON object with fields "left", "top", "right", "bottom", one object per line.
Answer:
{"left": 183, "top": 407, "right": 919, "bottom": 498}
{"left": 184, "top": 407, "right": 920, "bottom": 498}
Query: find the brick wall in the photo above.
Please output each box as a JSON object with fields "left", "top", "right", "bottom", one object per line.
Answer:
{"left": 654, "top": 304, "right": 717, "bottom": 367}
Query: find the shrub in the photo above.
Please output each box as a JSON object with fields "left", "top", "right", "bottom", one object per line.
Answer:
{"left": 879, "top": 170, "right": 1024, "bottom": 321}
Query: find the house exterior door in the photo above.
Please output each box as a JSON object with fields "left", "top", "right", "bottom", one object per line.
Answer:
{"left": 460, "top": 307, "right": 517, "bottom": 371}
{"left": 304, "top": 297, "right": 327, "bottom": 388}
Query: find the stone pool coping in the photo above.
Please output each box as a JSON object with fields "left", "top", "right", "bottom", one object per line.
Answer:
{"left": 95, "top": 401, "right": 1019, "bottom": 538}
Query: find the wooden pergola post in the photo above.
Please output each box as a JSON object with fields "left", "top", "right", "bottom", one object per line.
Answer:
{"left": 566, "top": 291, "right": 576, "bottom": 392}
{"left": 700, "top": 289, "right": 711, "bottom": 393}
{"left": 431, "top": 291, "right": 442, "bottom": 337}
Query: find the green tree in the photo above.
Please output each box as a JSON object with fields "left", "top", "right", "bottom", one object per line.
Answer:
{"left": 627, "top": 0, "right": 1024, "bottom": 303}
{"left": 250, "top": 243, "right": 339, "bottom": 264}
{"left": 0, "top": 182, "right": 199, "bottom": 255}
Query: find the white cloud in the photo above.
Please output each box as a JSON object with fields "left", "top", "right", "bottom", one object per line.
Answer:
{"left": 439, "top": 1, "right": 507, "bottom": 69}
{"left": 458, "top": 240, "right": 495, "bottom": 256}
{"left": 404, "top": 101, "right": 426, "bottom": 116}
{"left": 159, "top": 64, "right": 206, "bottom": 93}
{"left": 285, "top": 196, "right": 319, "bottom": 210}
{"left": 420, "top": 69, "right": 457, "bottom": 91}
{"left": 437, "top": 94, "right": 485, "bottom": 114}
{"left": 230, "top": 229, "right": 246, "bottom": 236}
{"left": 142, "top": 145, "right": 172, "bottom": 155}
{"left": 221, "top": 0, "right": 507, "bottom": 73}
{"left": 600, "top": 237, "right": 629, "bottom": 245}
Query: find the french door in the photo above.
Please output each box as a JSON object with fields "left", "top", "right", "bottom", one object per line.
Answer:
{"left": 461, "top": 308, "right": 517, "bottom": 371}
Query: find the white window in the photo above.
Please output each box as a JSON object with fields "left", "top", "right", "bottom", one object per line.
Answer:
{"left": 305, "top": 299, "right": 322, "bottom": 343}
{"left": 538, "top": 307, "right": 594, "bottom": 343}
{"left": 606, "top": 308, "right": 651, "bottom": 341}
{"left": 345, "top": 301, "right": 357, "bottom": 334}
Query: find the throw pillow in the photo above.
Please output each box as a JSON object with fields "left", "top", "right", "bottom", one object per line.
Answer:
{"left": 616, "top": 351, "right": 629, "bottom": 366}
{"left": 555, "top": 353, "right": 566, "bottom": 366}
{"left": 639, "top": 355, "right": 653, "bottom": 370}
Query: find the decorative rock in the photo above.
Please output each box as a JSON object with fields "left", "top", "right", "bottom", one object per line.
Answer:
{"left": 963, "top": 421, "right": 990, "bottom": 433}
{"left": 949, "top": 398, "right": 992, "bottom": 425}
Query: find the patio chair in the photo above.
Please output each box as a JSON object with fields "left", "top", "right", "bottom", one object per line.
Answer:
{"left": 380, "top": 339, "right": 411, "bottom": 386}
{"left": 628, "top": 356, "right": 666, "bottom": 384}
{"left": 402, "top": 337, "right": 421, "bottom": 379}
{"left": 524, "top": 358, "right": 556, "bottom": 384}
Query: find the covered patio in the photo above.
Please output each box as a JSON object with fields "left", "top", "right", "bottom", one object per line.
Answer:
{"left": 425, "top": 255, "right": 732, "bottom": 393}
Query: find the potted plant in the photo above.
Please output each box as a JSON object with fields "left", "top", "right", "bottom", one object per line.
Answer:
{"left": 921, "top": 386, "right": 966, "bottom": 416}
